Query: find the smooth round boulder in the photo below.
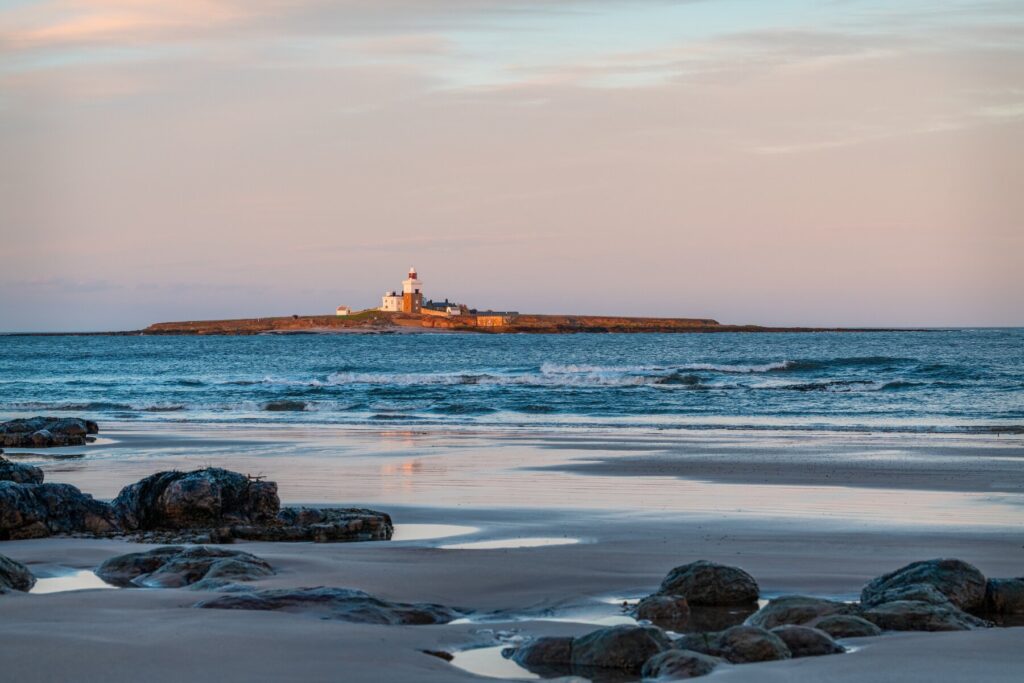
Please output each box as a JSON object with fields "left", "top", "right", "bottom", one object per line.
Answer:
{"left": 570, "top": 625, "right": 670, "bottom": 673}
{"left": 658, "top": 560, "right": 759, "bottom": 606}
{"left": 770, "top": 625, "right": 845, "bottom": 657}
{"left": 511, "top": 636, "right": 573, "bottom": 667}
{"left": 809, "top": 614, "right": 882, "bottom": 638}
{"left": 746, "top": 595, "right": 856, "bottom": 629}
{"left": 985, "top": 578, "right": 1024, "bottom": 615}
{"left": 0, "top": 554, "right": 36, "bottom": 593}
{"left": 861, "top": 559, "right": 987, "bottom": 613}
{"left": 864, "top": 582, "right": 953, "bottom": 607}
{"left": 636, "top": 594, "right": 690, "bottom": 631}
{"left": 641, "top": 649, "right": 721, "bottom": 680}
{"left": 863, "top": 600, "right": 991, "bottom": 632}
{"left": 710, "top": 625, "right": 791, "bottom": 664}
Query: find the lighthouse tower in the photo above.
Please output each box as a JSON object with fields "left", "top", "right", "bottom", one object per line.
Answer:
{"left": 401, "top": 267, "right": 423, "bottom": 313}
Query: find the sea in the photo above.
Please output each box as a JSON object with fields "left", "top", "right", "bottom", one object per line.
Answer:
{"left": 1, "top": 329, "right": 1022, "bottom": 434}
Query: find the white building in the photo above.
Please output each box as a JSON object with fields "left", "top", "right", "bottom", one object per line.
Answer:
{"left": 380, "top": 291, "right": 402, "bottom": 312}
{"left": 335, "top": 306, "right": 352, "bottom": 316}
{"left": 380, "top": 267, "right": 424, "bottom": 313}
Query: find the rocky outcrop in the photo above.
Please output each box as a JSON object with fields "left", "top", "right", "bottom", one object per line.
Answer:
{"left": 808, "top": 614, "right": 882, "bottom": 638}
{"left": 635, "top": 594, "right": 690, "bottom": 631}
{"left": 96, "top": 546, "right": 273, "bottom": 588}
{"left": 232, "top": 507, "right": 393, "bottom": 543}
{"left": 746, "top": 595, "right": 858, "bottom": 629}
{"left": 984, "top": 578, "right": 1024, "bottom": 615}
{"left": 657, "top": 560, "right": 759, "bottom": 606}
{"left": 863, "top": 600, "right": 991, "bottom": 631}
{"left": 770, "top": 625, "right": 845, "bottom": 657}
{"left": 0, "top": 554, "right": 35, "bottom": 593}
{"left": 0, "top": 417, "right": 98, "bottom": 448}
{"left": 860, "top": 559, "right": 987, "bottom": 613}
{"left": 0, "top": 481, "right": 118, "bottom": 539}
{"left": 196, "top": 587, "right": 461, "bottom": 625}
{"left": 676, "top": 625, "right": 791, "bottom": 664}
{"left": 113, "top": 468, "right": 280, "bottom": 531}
{"left": 641, "top": 649, "right": 722, "bottom": 680}
{"left": 0, "top": 455, "right": 43, "bottom": 485}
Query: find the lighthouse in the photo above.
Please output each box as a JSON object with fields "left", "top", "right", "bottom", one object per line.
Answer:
{"left": 401, "top": 267, "right": 423, "bottom": 313}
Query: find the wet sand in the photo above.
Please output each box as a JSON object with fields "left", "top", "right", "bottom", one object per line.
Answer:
{"left": 1, "top": 425, "right": 1023, "bottom": 681}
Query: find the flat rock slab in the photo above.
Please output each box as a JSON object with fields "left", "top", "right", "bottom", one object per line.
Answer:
{"left": 96, "top": 546, "right": 274, "bottom": 589}
{"left": 0, "top": 417, "right": 97, "bottom": 448}
{"left": 195, "top": 587, "right": 462, "bottom": 625}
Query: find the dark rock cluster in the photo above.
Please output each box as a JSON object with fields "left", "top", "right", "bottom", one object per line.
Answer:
{"left": 0, "top": 417, "right": 98, "bottom": 448}
{"left": 96, "top": 545, "right": 274, "bottom": 590}
{"left": 0, "top": 458, "right": 393, "bottom": 543}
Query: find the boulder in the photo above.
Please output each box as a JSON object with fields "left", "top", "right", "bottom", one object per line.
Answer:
{"left": 863, "top": 600, "right": 991, "bottom": 632}
{"left": 770, "top": 625, "right": 845, "bottom": 657}
{"left": 658, "top": 560, "right": 759, "bottom": 606}
{"left": 635, "top": 594, "right": 690, "bottom": 631}
{"left": 0, "top": 481, "right": 118, "bottom": 539}
{"left": 0, "top": 417, "right": 96, "bottom": 448}
{"left": 570, "top": 625, "right": 671, "bottom": 674}
{"left": 0, "top": 456, "right": 43, "bottom": 485}
{"left": 984, "top": 578, "right": 1024, "bottom": 615}
{"left": 808, "top": 614, "right": 882, "bottom": 638}
{"left": 96, "top": 546, "right": 273, "bottom": 588}
{"left": 641, "top": 649, "right": 721, "bottom": 680}
{"left": 676, "top": 625, "right": 791, "bottom": 664}
{"left": 112, "top": 468, "right": 280, "bottom": 530}
{"left": 510, "top": 636, "right": 574, "bottom": 668}
{"left": 196, "top": 586, "right": 462, "bottom": 625}
{"left": 0, "top": 554, "right": 36, "bottom": 593}
{"left": 861, "top": 559, "right": 987, "bottom": 613}
{"left": 863, "top": 582, "right": 954, "bottom": 607}
{"left": 688, "top": 604, "right": 758, "bottom": 632}
{"left": 746, "top": 595, "right": 857, "bottom": 629}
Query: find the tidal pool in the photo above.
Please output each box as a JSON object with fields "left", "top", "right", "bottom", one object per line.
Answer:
{"left": 441, "top": 537, "right": 581, "bottom": 550}
{"left": 30, "top": 569, "right": 117, "bottom": 594}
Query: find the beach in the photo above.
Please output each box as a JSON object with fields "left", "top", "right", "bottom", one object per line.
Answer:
{"left": 2, "top": 423, "right": 1022, "bottom": 682}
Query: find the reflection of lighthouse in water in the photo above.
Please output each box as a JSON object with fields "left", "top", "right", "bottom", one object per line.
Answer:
{"left": 401, "top": 267, "right": 423, "bottom": 313}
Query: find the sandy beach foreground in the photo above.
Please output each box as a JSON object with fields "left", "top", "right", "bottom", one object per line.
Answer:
{"left": 2, "top": 425, "right": 1022, "bottom": 682}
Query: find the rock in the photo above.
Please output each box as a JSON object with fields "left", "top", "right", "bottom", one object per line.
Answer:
{"left": 641, "top": 649, "right": 721, "bottom": 680}
{"left": 861, "top": 559, "right": 987, "bottom": 613}
{"left": 984, "top": 578, "right": 1024, "bottom": 615}
{"left": 96, "top": 546, "right": 273, "bottom": 588}
{"left": 511, "top": 636, "right": 574, "bottom": 667}
{"left": 746, "top": 595, "right": 858, "bottom": 629}
{"left": 232, "top": 507, "right": 393, "bottom": 543}
{"left": 113, "top": 468, "right": 280, "bottom": 530}
{"left": 808, "top": 614, "right": 882, "bottom": 638}
{"left": 0, "top": 417, "right": 96, "bottom": 448}
{"left": 658, "top": 560, "right": 759, "bottom": 606}
{"left": 0, "top": 554, "right": 36, "bottom": 593}
{"left": 688, "top": 604, "right": 758, "bottom": 632}
{"left": 770, "top": 625, "right": 845, "bottom": 657}
{"left": 196, "top": 586, "right": 461, "bottom": 625}
{"left": 570, "top": 625, "right": 671, "bottom": 674}
{"left": 0, "top": 456, "right": 43, "bottom": 484}
{"left": 864, "top": 582, "right": 955, "bottom": 606}
{"left": 0, "top": 481, "right": 119, "bottom": 539}
{"left": 863, "top": 600, "right": 991, "bottom": 632}
{"left": 261, "top": 400, "right": 306, "bottom": 412}
{"left": 677, "top": 625, "right": 791, "bottom": 664}
{"left": 636, "top": 594, "right": 690, "bottom": 631}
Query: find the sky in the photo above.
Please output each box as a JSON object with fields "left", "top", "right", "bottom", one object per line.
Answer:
{"left": 1, "top": 0, "right": 1022, "bottom": 331}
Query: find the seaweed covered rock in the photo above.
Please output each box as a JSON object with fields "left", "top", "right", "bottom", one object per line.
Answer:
{"left": 0, "top": 481, "right": 118, "bottom": 539}
{"left": 808, "top": 614, "right": 882, "bottom": 638}
{"left": 861, "top": 559, "right": 987, "bottom": 613}
{"left": 658, "top": 560, "right": 759, "bottom": 606}
{"left": 113, "top": 468, "right": 280, "bottom": 530}
{"left": 0, "top": 553, "right": 36, "bottom": 593}
{"left": 196, "top": 586, "right": 461, "bottom": 625}
{"left": 641, "top": 649, "right": 722, "bottom": 680}
{"left": 863, "top": 600, "right": 991, "bottom": 632}
{"left": 635, "top": 594, "right": 691, "bottom": 631}
{"left": 96, "top": 545, "right": 273, "bottom": 588}
{"left": 0, "top": 417, "right": 97, "bottom": 448}
{"left": 770, "top": 625, "right": 845, "bottom": 657}
{"left": 0, "top": 455, "right": 43, "bottom": 485}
